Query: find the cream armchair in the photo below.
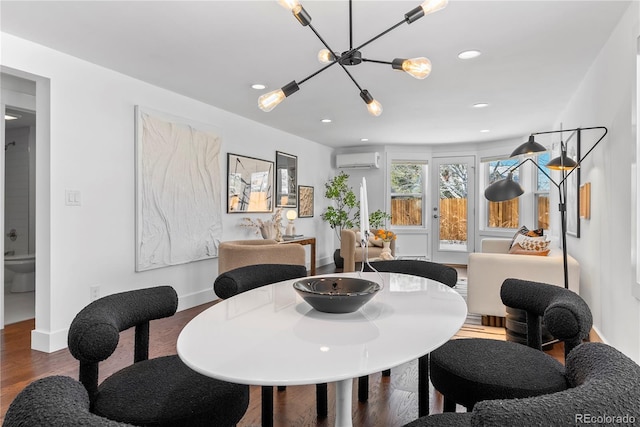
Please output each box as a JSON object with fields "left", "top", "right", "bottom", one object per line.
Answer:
{"left": 340, "top": 229, "right": 396, "bottom": 273}
{"left": 218, "top": 239, "right": 305, "bottom": 274}
{"left": 467, "top": 238, "right": 580, "bottom": 318}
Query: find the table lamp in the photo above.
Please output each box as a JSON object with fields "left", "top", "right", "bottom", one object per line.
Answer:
{"left": 285, "top": 209, "right": 298, "bottom": 236}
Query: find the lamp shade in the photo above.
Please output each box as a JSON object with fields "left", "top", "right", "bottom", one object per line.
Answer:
{"left": 547, "top": 154, "right": 579, "bottom": 170}
{"left": 484, "top": 173, "right": 524, "bottom": 202}
{"left": 510, "top": 135, "right": 547, "bottom": 157}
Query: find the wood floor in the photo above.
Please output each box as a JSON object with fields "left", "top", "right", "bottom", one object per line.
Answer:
{"left": 0, "top": 264, "right": 570, "bottom": 426}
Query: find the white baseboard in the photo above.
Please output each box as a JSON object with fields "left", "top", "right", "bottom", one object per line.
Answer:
{"left": 30, "top": 289, "right": 217, "bottom": 353}
{"left": 177, "top": 289, "right": 217, "bottom": 312}
{"left": 31, "top": 327, "right": 68, "bottom": 353}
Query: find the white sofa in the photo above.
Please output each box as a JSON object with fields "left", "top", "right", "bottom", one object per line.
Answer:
{"left": 467, "top": 238, "right": 580, "bottom": 318}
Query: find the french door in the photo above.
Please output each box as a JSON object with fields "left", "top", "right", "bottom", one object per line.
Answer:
{"left": 431, "top": 156, "right": 475, "bottom": 265}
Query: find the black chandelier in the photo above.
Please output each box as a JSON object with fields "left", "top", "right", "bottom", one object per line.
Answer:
{"left": 257, "top": 0, "right": 448, "bottom": 116}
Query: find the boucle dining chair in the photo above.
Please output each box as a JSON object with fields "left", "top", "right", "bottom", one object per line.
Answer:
{"left": 403, "top": 342, "right": 640, "bottom": 426}
{"left": 67, "top": 286, "right": 249, "bottom": 427}
{"left": 361, "top": 259, "right": 458, "bottom": 416}
{"left": 214, "top": 263, "right": 328, "bottom": 426}
{"left": 429, "top": 278, "right": 592, "bottom": 412}
{"left": 4, "top": 375, "right": 133, "bottom": 427}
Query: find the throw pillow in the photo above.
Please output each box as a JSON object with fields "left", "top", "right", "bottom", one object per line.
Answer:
{"left": 510, "top": 226, "right": 544, "bottom": 248}
{"left": 512, "top": 234, "right": 550, "bottom": 251}
{"left": 509, "top": 244, "right": 551, "bottom": 256}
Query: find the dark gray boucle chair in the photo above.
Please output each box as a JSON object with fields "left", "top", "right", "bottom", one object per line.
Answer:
{"left": 430, "top": 278, "right": 592, "bottom": 412}
{"left": 4, "top": 375, "right": 133, "bottom": 427}
{"left": 67, "top": 286, "right": 249, "bottom": 427}
{"left": 361, "top": 259, "right": 458, "bottom": 416}
{"left": 214, "top": 263, "right": 308, "bottom": 300}
{"left": 214, "top": 263, "right": 327, "bottom": 426}
{"left": 404, "top": 342, "right": 640, "bottom": 426}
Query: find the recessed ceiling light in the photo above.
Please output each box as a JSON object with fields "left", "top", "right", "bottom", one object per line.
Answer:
{"left": 473, "top": 103, "right": 489, "bottom": 108}
{"left": 360, "top": 138, "right": 369, "bottom": 142}
{"left": 480, "top": 129, "right": 491, "bottom": 133}
{"left": 458, "top": 50, "right": 482, "bottom": 60}
{"left": 4, "top": 113, "right": 21, "bottom": 120}
{"left": 251, "top": 84, "right": 266, "bottom": 90}
{"left": 321, "top": 118, "right": 332, "bottom": 123}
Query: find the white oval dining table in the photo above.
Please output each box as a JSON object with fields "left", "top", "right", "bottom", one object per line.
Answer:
{"left": 177, "top": 271, "right": 467, "bottom": 427}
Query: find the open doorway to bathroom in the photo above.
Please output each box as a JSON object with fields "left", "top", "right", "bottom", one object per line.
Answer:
{"left": 2, "top": 73, "right": 36, "bottom": 326}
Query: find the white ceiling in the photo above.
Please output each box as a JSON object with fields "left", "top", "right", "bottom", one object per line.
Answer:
{"left": 0, "top": 1, "right": 631, "bottom": 148}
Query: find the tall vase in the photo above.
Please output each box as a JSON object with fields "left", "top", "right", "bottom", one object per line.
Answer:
{"left": 260, "top": 224, "right": 276, "bottom": 240}
{"left": 380, "top": 241, "right": 393, "bottom": 260}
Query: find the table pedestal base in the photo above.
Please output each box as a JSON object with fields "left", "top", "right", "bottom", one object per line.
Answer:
{"left": 335, "top": 378, "right": 353, "bottom": 427}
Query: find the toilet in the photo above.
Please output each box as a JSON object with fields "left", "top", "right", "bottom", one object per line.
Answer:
{"left": 4, "top": 254, "right": 35, "bottom": 292}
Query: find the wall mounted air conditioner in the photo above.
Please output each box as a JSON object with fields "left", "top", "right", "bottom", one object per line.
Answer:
{"left": 336, "top": 152, "right": 380, "bottom": 169}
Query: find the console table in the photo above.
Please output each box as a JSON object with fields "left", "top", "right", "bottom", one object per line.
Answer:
{"left": 279, "top": 236, "right": 316, "bottom": 275}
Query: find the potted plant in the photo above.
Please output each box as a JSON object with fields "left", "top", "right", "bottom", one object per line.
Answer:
{"left": 321, "top": 172, "right": 392, "bottom": 267}
{"left": 321, "top": 172, "right": 358, "bottom": 267}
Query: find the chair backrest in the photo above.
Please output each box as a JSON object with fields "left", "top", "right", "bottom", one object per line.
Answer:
{"left": 214, "top": 263, "right": 308, "bottom": 299}
{"left": 471, "top": 342, "right": 640, "bottom": 425}
{"left": 3, "top": 376, "right": 133, "bottom": 426}
{"left": 500, "top": 278, "right": 592, "bottom": 355}
{"left": 364, "top": 260, "right": 457, "bottom": 288}
{"left": 67, "top": 286, "right": 178, "bottom": 400}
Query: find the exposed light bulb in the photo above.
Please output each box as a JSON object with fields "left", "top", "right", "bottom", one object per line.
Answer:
{"left": 360, "top": 90, "right": 383, "bottom": 117}
{"left": 318, "top": 49, "right": 335, "bottom": 64}
{"left": 278, "top": 0, "right": 300, "bottom": 11}
{"left": 257, "top": 81, "right": 299, "bottom": 112}
{"left": 401, "top": 57, "right": 432, "bottom": 79}
{"left": 258, "top": 89, "right": 285, "bottom": 112}
{"left": 420, "top": 0, "right": 448, "bottom": 15}
{"left": 366, "top": 99, "right": 383, "bottom": 117}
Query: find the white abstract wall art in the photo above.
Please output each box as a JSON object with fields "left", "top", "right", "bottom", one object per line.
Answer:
{"left": 135, "top": 106, "right": 222, "bottom": 271}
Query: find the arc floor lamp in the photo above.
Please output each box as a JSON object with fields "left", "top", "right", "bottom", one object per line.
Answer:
{"left": 484, "top": 126, "right": 608, "bottom": 290}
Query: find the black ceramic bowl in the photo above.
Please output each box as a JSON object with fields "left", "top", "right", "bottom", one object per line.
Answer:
{"left": 293, "top": 276, "right": 381, "bottom": 313}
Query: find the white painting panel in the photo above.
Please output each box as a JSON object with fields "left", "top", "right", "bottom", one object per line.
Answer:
{"left": 135, "top": 106, "right": 222, "bottom": 271}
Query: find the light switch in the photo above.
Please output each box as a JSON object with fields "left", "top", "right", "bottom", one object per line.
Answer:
{"left": 65, "top": 190, "right": 81, "bottom": 206}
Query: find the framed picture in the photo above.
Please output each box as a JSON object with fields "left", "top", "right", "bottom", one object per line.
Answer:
{"left": 565, "top": 134, "right": 581, "bottom": 237}
{"left": 135, "top": 106, "right": 223, "bottom": 271}
{"left": 298, "top": 185, "right": 314, "bottom": 218}
{"left": 227, "top": 153, "right": 274, "bottom": 213}
{"left": 275, "top": 151, "right": 297, "bottom": 208}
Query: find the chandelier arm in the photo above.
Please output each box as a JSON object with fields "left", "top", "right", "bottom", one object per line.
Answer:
{"left": 361, "top": 59, "right": 393, "bottom": 65}
{"left": 352, "top": 19, "right": 407, "bottom": 53}
{"left": 305, "top": 23, "right": 364, "bottom": 91}
{"left": 337, "top": 63, "right": 364, "bottom": 92}
{"left": 297, "top": 61, "right": 340, "bottom": 85}
{"left": 307, "top": 24, "right": 341, "bottom": 60}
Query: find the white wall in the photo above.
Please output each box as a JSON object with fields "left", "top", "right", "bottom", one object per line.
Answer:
{"left": 1, "top": 33, "right": 335, "bottom": 352}
{"left": 553, "top": 1, "right": 640, "bottom": 361}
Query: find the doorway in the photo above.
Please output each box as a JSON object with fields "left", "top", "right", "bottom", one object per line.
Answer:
{"left": 4, "top": 105, "right": 37, "bottom": 325}
{"left": 431, "top": 156, "right": 475, "bottom": 265}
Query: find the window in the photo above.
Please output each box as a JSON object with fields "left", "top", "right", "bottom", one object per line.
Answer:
{"left": 390, "top": 161, "right": 427, "bottom": 226}
{"left": 485, "top": 157, "right": 520, "bottom": 229}
{"left": 535, "top": 152, "right": 550, "bottom": 230}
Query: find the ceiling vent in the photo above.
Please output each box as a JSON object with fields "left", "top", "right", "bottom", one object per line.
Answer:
{"left": 336, "top": 152, "right": 381, "bottom": 169}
